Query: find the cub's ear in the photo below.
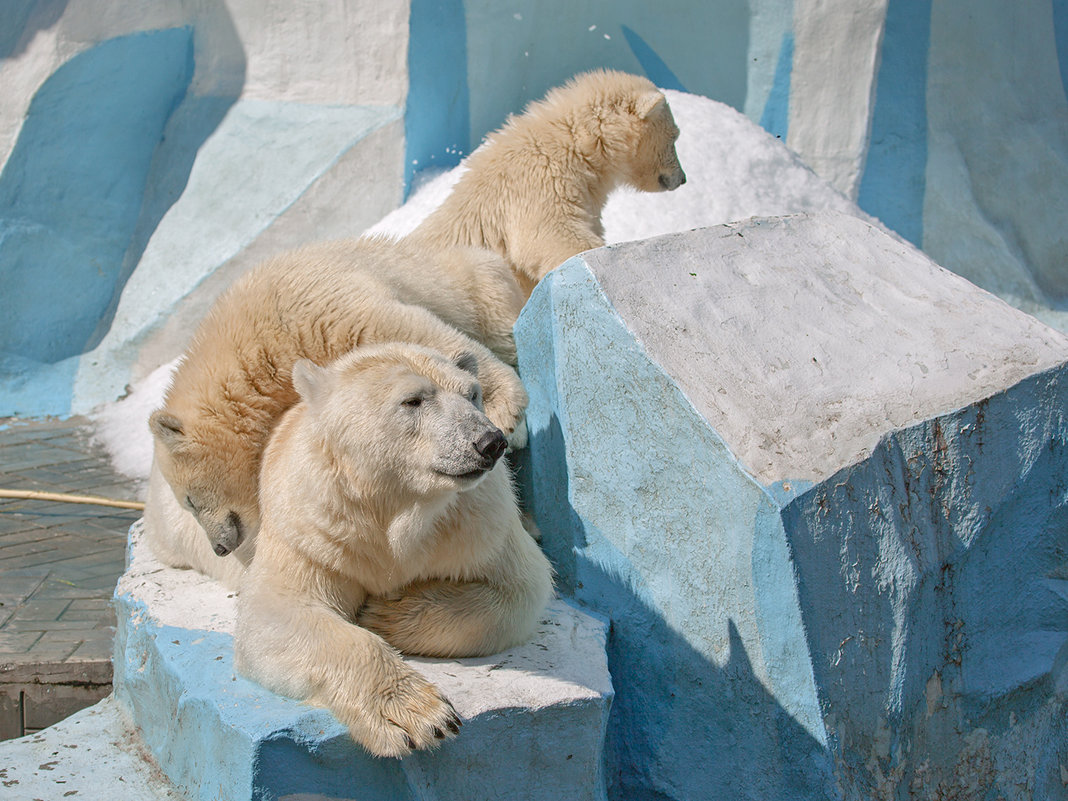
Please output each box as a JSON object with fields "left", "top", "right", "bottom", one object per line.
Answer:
{"left": 636, "top": 90, "right": 665, "bottom": 120}
{"left": 292, "top": 358, "right": 328, "bottom": 403}
{"left": 149, "top": 410, "right": 186, "bottom": 451}
{"left": 453, "top": 351, "right": 480, "bottom": 378}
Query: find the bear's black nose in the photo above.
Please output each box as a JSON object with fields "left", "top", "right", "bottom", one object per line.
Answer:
{"left": 475, "top": 429, "right": 507, "bottom": 464}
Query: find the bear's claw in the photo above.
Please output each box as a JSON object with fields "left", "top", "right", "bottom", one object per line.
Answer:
{"left": 356, "top": 669, "right": 462, "bottom": 757}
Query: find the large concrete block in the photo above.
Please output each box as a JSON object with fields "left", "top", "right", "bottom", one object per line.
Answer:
{"left": 514, "top": 211, "right": 1068, "bottom": 800}
{"left": 113, "top": 522, "right": 613, "bottom": 801}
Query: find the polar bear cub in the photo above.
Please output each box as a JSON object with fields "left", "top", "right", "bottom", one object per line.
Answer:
{"left": 234, "top": 343, "right": 554, "bottom": 758}
{"left": 411, "top": 69, "right": 687, "bottom": 297}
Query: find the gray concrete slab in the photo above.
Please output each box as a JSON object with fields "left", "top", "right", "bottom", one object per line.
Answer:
{"left": 0, "top": 695, "right": 185, "bottom": 800}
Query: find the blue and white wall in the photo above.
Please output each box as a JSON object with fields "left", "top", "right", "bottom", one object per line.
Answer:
{"left": 1, "top": 0, "right": 1065, "bottom": 416}
{"left": 0, "top": 0, "right": 409, "bottom": 417}
{"left": 406, "top": 0, "right": 1068, "bottom": 323}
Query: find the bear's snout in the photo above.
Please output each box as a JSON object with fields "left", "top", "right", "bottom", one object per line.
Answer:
{"left": 208, "top": 510, "right": 245, "bottom": 557}
{"left": 659, "top": 168, "right": 686, "bottom": 190}
{"left": 475, "top": 429, "right": 507, "bottom": 465}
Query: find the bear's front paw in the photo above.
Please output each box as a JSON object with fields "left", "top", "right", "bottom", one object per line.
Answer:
{"left": 482, "top": 371, "right": 528, "bottom": 441}
{"left": 353, "top": 669, "right": 462, "bottom": 758}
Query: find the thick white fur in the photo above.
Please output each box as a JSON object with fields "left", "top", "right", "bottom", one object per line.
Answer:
{"left": 146, "top": 237, "right": 528, "bottom": 576}
{"left": 234, "top": 344, "right": 553, "bottom": 758}
{"left": 411, "top": 69, "right": 686, "bottom": 297}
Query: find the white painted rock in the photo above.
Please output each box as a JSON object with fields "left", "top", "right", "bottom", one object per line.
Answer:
{"left": 0, "top": 695, "right": 185, "bottom": 801}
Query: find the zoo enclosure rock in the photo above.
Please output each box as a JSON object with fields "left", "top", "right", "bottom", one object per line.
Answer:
{"left": 515, "top": 211, "right": 1068, "bottom": 800}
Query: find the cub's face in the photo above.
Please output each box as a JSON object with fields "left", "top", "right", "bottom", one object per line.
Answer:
{"left": 149, "top": 412, "right": 261, "bottom": 557}
{"left": 630, "top": 97, "right": 686, "bottom": 193}
{"left": 293, "top": 347, "right": 507, "bottom": 498}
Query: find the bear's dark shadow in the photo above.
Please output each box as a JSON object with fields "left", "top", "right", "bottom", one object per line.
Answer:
{"left": 516, "top": 414, "right": 838, "bottom": 801}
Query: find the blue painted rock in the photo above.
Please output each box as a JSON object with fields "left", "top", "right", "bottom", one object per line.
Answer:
{"left": 516, "top": 211, "right": 1068, "bottom": 801}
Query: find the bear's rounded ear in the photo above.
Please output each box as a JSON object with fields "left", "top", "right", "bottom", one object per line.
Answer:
{"left": 636, "top": 90, "right": 665, "bottom": 120}
{"left": 453, "top": 351, "right": 479, "bottom": 377}
{"left": 292, "top": 359, "right": 328, "bottom": 403}
{"left": 149, "top": 410, "right": 186, "bottom": 451}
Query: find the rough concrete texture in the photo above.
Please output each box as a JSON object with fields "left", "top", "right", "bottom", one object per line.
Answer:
{"left": 586, "top": 212, "right": 1068, "bottom": 485}
{"left": 113, "top": 522, "right": 613, "bottom": 801}
{"left": 514, "top": 211, "right": 1068, "bottom": 800}
{"left": 0, "top": 694, "right": 185, "bottom": 801}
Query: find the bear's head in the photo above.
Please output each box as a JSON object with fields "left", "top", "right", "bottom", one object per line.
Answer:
{"left": 626, "top": 91, "right": 686, "bottom": 193}
{"left": 149, "top": 409, "right": 261, "bottom": 558}
{"left": 556, "top": 70, "right": 686, "bottom": 195}
{"left": 291, "top": 344, "right": 507, "bottom": 498}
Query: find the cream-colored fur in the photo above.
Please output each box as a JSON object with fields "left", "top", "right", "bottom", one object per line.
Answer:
{"left": 147, "top": 237, "right": 528, "bottom": 577}
{"left": 143, "top": 460, "right": 252, "bottom": 589}
{"left": 410, "top": 69, "right": 686, "bottom": 297}
{"left": 235, "top": 344, "right": 553, "bottom": 758}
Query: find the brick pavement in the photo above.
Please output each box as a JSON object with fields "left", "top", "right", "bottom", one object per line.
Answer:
{"left": 0, "top": 416, "right": 143, "bottom": 739}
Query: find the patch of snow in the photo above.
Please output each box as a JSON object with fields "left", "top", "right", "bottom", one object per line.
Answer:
{"left": 90, "top": 358, "right": 178, "bottom": 491}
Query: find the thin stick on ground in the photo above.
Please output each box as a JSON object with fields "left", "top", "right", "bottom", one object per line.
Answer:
{"left": 0, "top": 488, "right": 145, "bottom": 511}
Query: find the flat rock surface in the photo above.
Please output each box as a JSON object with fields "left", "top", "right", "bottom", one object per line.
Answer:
{"left": 583, "top": 212, "right": 1068, "bottom": 484}
{"left": 0, "top": 694, "right": 184, "bottom": 801}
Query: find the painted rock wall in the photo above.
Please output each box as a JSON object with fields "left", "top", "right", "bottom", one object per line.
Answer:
{"left": 514, "top": 212, "right": 1068, "bottom": 799}
{"left": 411, "top": 1, "right": 1068, "bottom": 328}
{"left": 0, "top": 0, "right": 407, "bottom": 417}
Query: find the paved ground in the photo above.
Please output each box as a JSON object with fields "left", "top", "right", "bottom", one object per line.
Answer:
{"left": 0, "top": 416, "right": 142, "bottom": 739}
{"left": 0, "top": 695, "right": 184, "bottom": 801}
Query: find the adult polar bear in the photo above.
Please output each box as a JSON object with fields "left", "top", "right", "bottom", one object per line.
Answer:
{"left": 235, "top": 344, "right": 553, "bottom": 758}
{"left": 146, "top": 237, "right": 527, "bottom": 586}
{"left": 409, "top": 69, "right": 686, "bottom": 297}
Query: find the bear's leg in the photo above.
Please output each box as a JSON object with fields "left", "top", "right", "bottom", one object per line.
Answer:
{"left": 433, "top": 245, "right": 524, "bottom": 367}
{"left": 511, "top": 224, "right": 605, "bottom": 291}
{"left": 358, "top": 521, "right": 554, "bottom": 658}
{"left": 235, "top": 580, "right": 461, "bottom": 758}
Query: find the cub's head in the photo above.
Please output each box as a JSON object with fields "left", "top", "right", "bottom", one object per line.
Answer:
{"left": 558, "top": 70, "right": 686, "bottom": 194}
{"left": 291, "top": 345, "right": 507, "bottom": 498}
{"left": 149, "top": 410, "right": 261, "bottom": 557}
{"left": 626, "top": 91, "right": 686, "bottom": 193}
